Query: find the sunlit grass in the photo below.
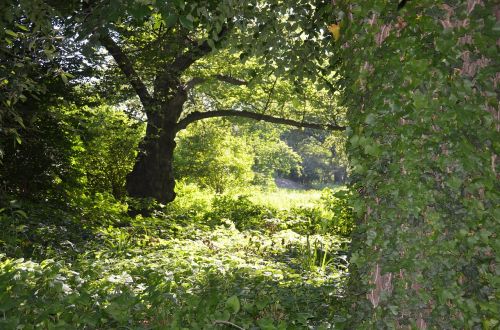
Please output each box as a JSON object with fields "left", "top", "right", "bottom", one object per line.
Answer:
{"left": 249, "top": 185, "right": 345, "bottom": 210}
{"left": 250, "top": 188, "right": 323, "bottom": 209}
{"left": 173, "top": 182, "right": 334, "bottom": 211}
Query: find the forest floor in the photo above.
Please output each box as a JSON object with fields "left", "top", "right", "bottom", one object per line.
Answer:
{"left": 0, "top": 187, "right": 350, "bottom": 329}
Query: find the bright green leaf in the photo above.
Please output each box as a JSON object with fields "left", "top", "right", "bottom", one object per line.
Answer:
{"left": 225, "top": 295, "right": 240, "bottom": 314}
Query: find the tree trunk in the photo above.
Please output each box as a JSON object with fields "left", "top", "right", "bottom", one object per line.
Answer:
{"left": 336, "top": 2, "right": 499, "bottom": 328}
{"left": 126, "top": 112, "right": 178, "bottom": 204}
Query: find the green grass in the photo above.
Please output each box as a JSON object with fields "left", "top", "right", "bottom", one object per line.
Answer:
{"left": 0, "top": 186, "right": 351, "bottom": 329}
{"left": 250, "top": 188, "right": 323, "bottom": 209}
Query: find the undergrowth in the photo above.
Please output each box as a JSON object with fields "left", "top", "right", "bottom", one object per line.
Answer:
{"left": 0, "top": 185, "right": 353, "bottom": 329}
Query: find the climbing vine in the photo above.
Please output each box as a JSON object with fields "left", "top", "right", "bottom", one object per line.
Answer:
{"left": 331, "top": 0, "right": 499, "bottom": 328}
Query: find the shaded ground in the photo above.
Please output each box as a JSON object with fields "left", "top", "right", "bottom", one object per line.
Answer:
{"left": 275, "top": 178, "right": 306, "bottom": 190}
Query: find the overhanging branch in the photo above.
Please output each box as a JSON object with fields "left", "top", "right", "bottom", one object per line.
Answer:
{"left": 184, "top": 75, "right": 248, "bottom": 91}
{"left": 214, "top": 74, "right": 248, "bottom": 86}
{"left": 99, "top": 31, "right": 152, "bottom": 106}
{"left": 175, "top": 110, "right": 346, "bottom": 133}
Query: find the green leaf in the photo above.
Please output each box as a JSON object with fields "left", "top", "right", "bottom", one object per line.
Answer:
{"left": 61, "top": 73, "right": 68, "bottom": 84}
{"left": 174, "top": 0, "right": 185, "bottom": 10}
{"left": 106, "top": 301, "right": 129, "bottom": 323}
{"left": 13, "top": 210, "right": 27, "bottom": 218}
{"left": 5, "top": 29, "right": 17, "bottom": 37}
{"left": 15, "top": 23, "right": 29, "bottom": 32}
{"left": 179, "top": 15, "right": 194, "bottom": 30}
{"left": 207, "top": 39, "right": 215, "bottom": 50}
{"left": 492, "top": 21, "right": 500, "bottom": 32}
{"left": 364, "top": 113, "right": 376, "bottom": 125}
{"left": 257, "top": 317, "right": 275, "bottom": 330}
{"left": 225, "top": 295, "right": 240, "bottom": 314}
{"left": 130, "top": 5, "right": 150, "bottom": 19}
{"left": 165, "top": 14, "right": 178, "bottom": 28}
{"left": 213, "top": 309, "right": 231, "bottom": 321}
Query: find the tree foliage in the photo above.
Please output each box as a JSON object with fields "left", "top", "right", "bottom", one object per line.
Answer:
{"left": 70, "top": 106, "right": 143, "bottom": 199}
{"left": 62, "top": 0, "right": 345, "bottom": 203}
{"left": 0, "top": 105, "right": 76, "bottom": 199}
{"left": 0, "top": 0, "right": 61, "bottom": 155}
{"left": 175, "top": 119, "right": 254, "bottom": 194}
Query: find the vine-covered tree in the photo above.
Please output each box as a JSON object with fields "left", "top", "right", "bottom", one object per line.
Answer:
{"left": 331, "top": 1, "right": 499, "bottom": 328}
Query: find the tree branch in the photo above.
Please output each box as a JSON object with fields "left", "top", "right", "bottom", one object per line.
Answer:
{"left": 306, "top": 64, "right": 338, "bottom": 94}
{"left": 154, "top": 24, "right": 232, "bottom": 97}
{"left": 184, "top": 77, "right": 206, "bottom": 91}
{"left": 99, "top": 31, "right": 152, "bottom": 106}
{"left": 214, "top": 74, "right": 248, "bottom": 86}
{"left": 184, "top": 75, "right": 248, "bottom": 91}
{"left": 170, "top": 25, "right": 230, "bottom": 74}
{"left": 175, "top": 110, "right": 346, "bottom": 133}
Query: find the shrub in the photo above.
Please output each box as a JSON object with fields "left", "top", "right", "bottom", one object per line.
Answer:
{"left": 319, "top": 188, "right": 354, "bottom": 236}
{"left": 204, "top": 194, "right": 276, "bottom": 231}
{"left": 174, "top": 120, "right": 254, "bottom": 194}
{"left": 283, "top": 206, "right": 325, "bottom": 235}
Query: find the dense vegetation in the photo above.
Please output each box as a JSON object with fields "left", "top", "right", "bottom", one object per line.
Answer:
{"left": 1, "top": 2, "right": 354, "bottom": 328}
{"left": 1, "top": 0, "right": 498, "bottom": 329}
{"left": 1, "top": 185, "right": 353, "bottom": 329}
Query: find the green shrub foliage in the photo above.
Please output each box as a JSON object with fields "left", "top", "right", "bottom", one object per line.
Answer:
{"left": 0, "top": 108, "right": 76, "bottom": 198}
{"left": 0, "top": 187, "right": 349, "bottom": 329}
{"left": 71, "top": 106, "right": 143, "bottom": 199}
{"left": 332, "top": 1, "right": 499, "bottom": 328}
{"left": 320, "top": 188, "right": 354, "bottom": 237}
{"left": 205, "top": 194, "right": 276, "bottom": 231}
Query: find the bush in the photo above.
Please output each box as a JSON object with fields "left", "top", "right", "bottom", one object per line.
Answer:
{"left": 319, "top": 188, "right": 354, "bottom": 237}
{"left": 70, "top": 106, "right": 143, "bottom": 199}
{"left": 0, "top": 109, "right": 77, "bottom": 199}
{"left": 283, "top": 206, "right": 325, "bottom": 235}
{"left": 204, "top": 194, "right": 277, "bottom": 231}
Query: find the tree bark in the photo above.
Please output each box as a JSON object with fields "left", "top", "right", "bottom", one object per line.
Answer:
{"left": 126, "top": 110, "right": 179, "bottom": 204}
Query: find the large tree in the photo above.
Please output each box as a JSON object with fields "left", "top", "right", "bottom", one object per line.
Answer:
{"left": 332, "top": 0, "right": 499, "bottom": 328}
{"left": 65, "top": 0, "right": 345, "bottom": 203}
